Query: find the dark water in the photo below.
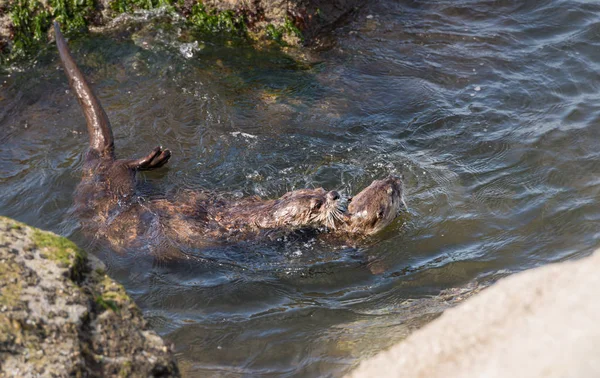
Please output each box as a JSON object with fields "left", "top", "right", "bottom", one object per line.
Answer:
{"left": 2, "top": 0, "right": 600, "bottom": 375}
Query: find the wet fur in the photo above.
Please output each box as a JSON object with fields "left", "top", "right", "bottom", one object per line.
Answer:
{"left": 55, "top": 22, "right": 404, "bottom": 256}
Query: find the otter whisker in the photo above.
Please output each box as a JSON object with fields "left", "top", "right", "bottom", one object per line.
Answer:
{"left": 55, "top": 20, "right": 406, "bottom": 255}
{"left": 325, "top": 213, "right": 336, "bottom": 229}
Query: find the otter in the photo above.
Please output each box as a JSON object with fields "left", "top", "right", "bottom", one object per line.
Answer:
{"left": 54, "top": 22, "right": 404, "bottom": 254}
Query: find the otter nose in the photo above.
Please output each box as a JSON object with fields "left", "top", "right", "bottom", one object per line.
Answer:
{"left": 326, "top": 191, "right": 340, "bottom": 201}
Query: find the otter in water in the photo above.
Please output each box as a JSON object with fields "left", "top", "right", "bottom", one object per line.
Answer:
{"left": 54, "top": 22, "right": 404, "bottom": 253}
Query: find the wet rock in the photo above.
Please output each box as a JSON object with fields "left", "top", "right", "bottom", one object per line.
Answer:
{"left": 0, "top": 0, "right": 9, "bottom": 54}
{"left": 1, "top": 0, "right": 365, "bottom": 61}
{"left": 348, "top": 250, "right": 600, "bottom": 378}
{"left": 200, "top": 0, "right": 365, "bottom": 43}
{"left": 0, "top": 216, "right": 179, "bottom": 377}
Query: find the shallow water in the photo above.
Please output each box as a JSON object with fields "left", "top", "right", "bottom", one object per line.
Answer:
{"left": 2, "top": 0, "right": 600, "bottom": 375}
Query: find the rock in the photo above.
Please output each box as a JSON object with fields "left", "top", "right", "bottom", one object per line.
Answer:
{"left": 0, "top": 0, "right": 10, "bottom": 54}
{"left": 348, "top": 250, "right": 600, "bottom": 378}
{"left": 0, "top": 216, "right": 180, "bottom": 377}
{"left": 1, "top": 0, "right": 366, "bottom": 61}
{"left": 200, "top": 0, "right": 365, "bottom": 43}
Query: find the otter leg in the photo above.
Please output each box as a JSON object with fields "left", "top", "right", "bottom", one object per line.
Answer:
{"left": 125, "top": 146, "right": 171, "bottom": 171}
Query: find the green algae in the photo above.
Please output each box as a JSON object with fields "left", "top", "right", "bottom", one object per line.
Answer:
{"left": 265, "top": 23, "right": 283, "bottom": 42}
{"left": 95, "top": 296, "right": 120, "bottom": 312}
{"left": 92, "top": 271, "right": 131, "bottom": 313}
{"left": 108, "top": 0, "right": 247, "bottom": 36}
{"left": 8, "top": 0, "right": 51, "bottom": 58}
{"left": 188, "top": 2, "right": 246, "bottom": 36}
{"left": 7, "top": 0, "right": 96, "bottom": 61}
{"left": 3, "top": 0, "right": 308, "bottom": 64}
{"left": 50, "top": 0, "right": 96, "bottom": 32}
{"left": 32, "top": 228, "right": 87, "bottom": 282}
{"left": 109, "top": 0, "right": 173, "bottom": 14}
{"left": 266, "top": 17, "right": 303, "bottom": 45}
{"left": 32, "top": 228, "right": 86, "bottom": 266}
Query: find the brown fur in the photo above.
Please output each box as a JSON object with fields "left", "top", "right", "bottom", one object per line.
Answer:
{"left": 339, "top": 176, "right": 405, "bottom": 235}
{"left": 54, "top": 22, "right": 404, "bottom": 256}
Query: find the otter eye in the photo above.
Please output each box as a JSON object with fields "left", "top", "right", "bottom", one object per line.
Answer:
{"left": 327, "top": 191, "right": 340, "bottom": 201}
{"left": 312, "top": 200, "right": 322, "bottom": 209}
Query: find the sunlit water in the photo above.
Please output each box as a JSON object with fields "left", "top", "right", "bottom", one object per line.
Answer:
{"left": 2, "top": 0, "right": 600, "bottom": 376}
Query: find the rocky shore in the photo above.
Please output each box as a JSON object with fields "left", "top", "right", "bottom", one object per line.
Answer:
{"left": 2, "top": 217, "right": 598, "bottom": 377}
{"left": 0, "top": 0, "right": 365, "bottom": 63}
{"left": 0, "top": 216, "right": 179, "bottom": 377}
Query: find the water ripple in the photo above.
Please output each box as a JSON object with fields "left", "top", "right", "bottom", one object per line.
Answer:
{"left": 3, "top": 0, "right": 600, "bottom": 375}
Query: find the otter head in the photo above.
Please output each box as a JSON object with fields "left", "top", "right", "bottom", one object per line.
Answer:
{"left": 340, "top": 176, "right": 405, "bottom": 235}
{"left": 270, "top": 188, "right": 344, "bottom": 229}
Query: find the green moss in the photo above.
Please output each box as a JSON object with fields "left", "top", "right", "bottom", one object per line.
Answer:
{"left": 32, "top": 229, "right": 86, "bottom": 266}
{"left": 9, "top": 0, "right": 51, "bottom": 58}
{"left": 32, "top": 229, "right": 87, "bottom": 281}
{"left": 50, "top": 0, "right": 96, "bottom": 33}
{"left": 188, "top": 2, "right": 246, "bottom": 36}
{"left": 107, "top": 0, "right": 247, "bottom": 37}
{"left": 92, "top": 271, "right": 131, "bottom": 314}
{"left": 95, "top": 296, "right": 119, "bottom": 312}
{"left": 265, "top": 17, "right": 303, "bottom": 45}
{"left": 265, "top": 24, "right": 283, "bottom": 42}
{"left": 7, "top": 0, "right": 96, "bottom": 61}
{"left": 3, "top": 0, "right": 308, "bottom": 63}
{"left": 109, "top": 0, "right": 173, "bottom": 14}
{"left": 2, "top": 0, "right": 311, "bottom": 66}
{"left": 283, "top": 17, "right": 303, "bottom": 41}
{"left": 119, "top": 360, "right": 133, "bottom": 377}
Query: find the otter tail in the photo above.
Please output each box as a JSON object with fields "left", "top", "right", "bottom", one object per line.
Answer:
{"left": 54, "top": 22, "right": 114, "bottom": 159}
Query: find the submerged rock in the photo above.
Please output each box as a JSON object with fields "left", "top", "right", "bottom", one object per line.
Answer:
{"left": 348, "top": 250, "right": 600, "bottom": 378}
{"left": 0, "top": 216, "right": 179, "bottom": 377}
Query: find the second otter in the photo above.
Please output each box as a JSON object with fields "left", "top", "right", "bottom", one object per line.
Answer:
{"left": 54, "top": 22, "right": 405, "bottom": 254}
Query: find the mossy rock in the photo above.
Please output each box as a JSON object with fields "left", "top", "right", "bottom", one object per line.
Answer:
{"left": 7, "top": 0, "right": 96, "bottom": 61}
{"left": 1, "top": 0, "right": 365, "bottom": 64}
{"left": 0, "top": 216, "right": 180, "bottom": 376}
{"left": 32, "top": 227, "right": 87, "bottom": 281}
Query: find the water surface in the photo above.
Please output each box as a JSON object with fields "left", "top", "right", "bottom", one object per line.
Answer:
{"left": 2, "top": 0, "right": 600, "bottom": 376}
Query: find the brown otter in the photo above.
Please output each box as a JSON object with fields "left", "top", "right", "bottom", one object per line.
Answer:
{"left": 54, "top": 22, "right": 404, "bottom": 254}
{"left": 338, "top": 176, "right": 405, "bottom": 235}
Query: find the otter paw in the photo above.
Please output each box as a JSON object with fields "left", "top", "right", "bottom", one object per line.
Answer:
{"left": 130, "top": 146, "right": 171, "bottom": 171}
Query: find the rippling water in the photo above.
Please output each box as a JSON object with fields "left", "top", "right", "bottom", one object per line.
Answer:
{"left": 2, "top": 0, "right": 600, "bottom": 376}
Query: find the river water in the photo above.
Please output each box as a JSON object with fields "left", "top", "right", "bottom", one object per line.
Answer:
{"left": 2, "top": 0, "right": 600, "bottom": 376}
